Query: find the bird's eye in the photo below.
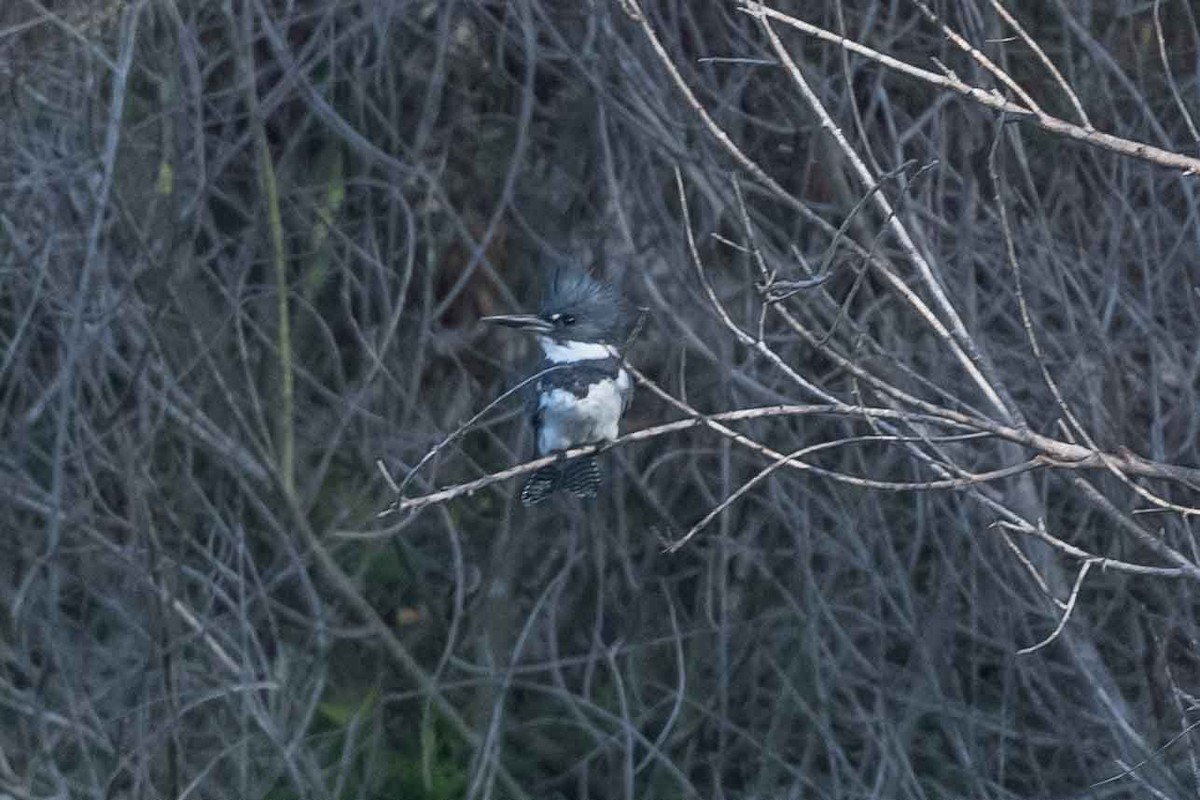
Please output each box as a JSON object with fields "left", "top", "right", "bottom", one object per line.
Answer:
{"left": 561, "top": 314, "right": 576, "bottom": 326}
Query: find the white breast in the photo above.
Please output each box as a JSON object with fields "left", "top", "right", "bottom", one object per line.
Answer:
{"left": 536, "top": 373, "right": 629, "bottom": 455}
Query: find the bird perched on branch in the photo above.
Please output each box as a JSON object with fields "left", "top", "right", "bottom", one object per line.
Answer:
{"left": 483, "top": 269, "right": 632, "bottom": 505}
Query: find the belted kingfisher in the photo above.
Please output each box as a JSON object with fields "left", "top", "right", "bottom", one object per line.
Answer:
{"left": 483, "top": 270, "right": 632, "bottom": 505}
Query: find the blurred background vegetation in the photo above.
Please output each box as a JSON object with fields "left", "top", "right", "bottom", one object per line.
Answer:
{"left": 3, "top": 1, "right": 1200, "bottom": 798}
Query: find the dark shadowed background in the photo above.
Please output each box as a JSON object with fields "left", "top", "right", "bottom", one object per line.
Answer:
{"left": 3, "top": 1, "right": 1200, "bottom": 798}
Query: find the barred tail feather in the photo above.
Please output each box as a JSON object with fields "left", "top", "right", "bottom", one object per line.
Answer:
{"left": 521, "top": 466, "right": 560, "bottom": 506}
{"left": 562, "top": 455, "right": 602, "bottom": 499}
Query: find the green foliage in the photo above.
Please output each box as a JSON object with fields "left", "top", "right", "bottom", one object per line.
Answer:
{"left": 311, "top": 687, "right": 467, "bottom": 800}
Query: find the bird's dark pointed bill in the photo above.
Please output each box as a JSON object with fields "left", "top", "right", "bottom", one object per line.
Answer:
{"left": 481, "top": 314, "right": 554, "bottom": 333}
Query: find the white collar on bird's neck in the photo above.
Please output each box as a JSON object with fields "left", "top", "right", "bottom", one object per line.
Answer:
{"left": 538, "top": 337, "right": 618, "bottom": 363}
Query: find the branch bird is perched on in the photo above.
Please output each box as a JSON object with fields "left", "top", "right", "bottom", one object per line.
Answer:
{"left": 483, "top": 270, "right": 632, "bottom": 505}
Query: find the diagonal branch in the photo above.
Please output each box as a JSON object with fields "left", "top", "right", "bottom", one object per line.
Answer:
{"left": 743, "top": 2, "right": 1200, "bottom": 175}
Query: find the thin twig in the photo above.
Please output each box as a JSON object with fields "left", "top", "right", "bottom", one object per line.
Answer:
{"left": 242, "top": 1, "right": 295, "bottom": 498}
{"left": 355, "top": 401, "right": 982, "bottom": 526}
{"left": 754, "top": 6, "right": 1015, "bottom": 420}
{"left": 989, "top": 0, "right": 1092, "bottom": 127}
{"left": 1017, "top": 558, "right": 1095, "bottom": 654}
{"left": 911, "top": 0, "right": 1045, "bottom": 117}
{"left": 743, "top": 2, "right": 1200, "bottom": 174}
{"left": 386, "top": 364, "right": 578, "bottom": 504}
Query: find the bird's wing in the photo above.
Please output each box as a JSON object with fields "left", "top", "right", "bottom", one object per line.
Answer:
{"left": 525, "top": 363, "right": 545, "bottom": 432}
